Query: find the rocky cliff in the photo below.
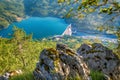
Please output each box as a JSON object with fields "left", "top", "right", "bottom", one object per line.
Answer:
{"left": 77, "top": 43, "right": 120, "bottom": 80}
{"left": 33, "top": 44, "right": 91, "bottom": 80}
{"left": 34, "top": 43, "right": 120, "bottom": 80}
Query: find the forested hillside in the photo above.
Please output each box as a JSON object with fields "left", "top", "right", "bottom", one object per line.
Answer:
{"left": 24, "top": 0, "right": 66, "bottom": 17}
{"left": 0, "top": 0, "right": 120, "bottom": 32}
{"left": 0, "top": 0, "right": 69, "bottom": 29}
{"left": 0, "top": 0, "right": 24, "bottom": 29}
{"left": 0, "top": 0, "right": 85, "bottom": 30}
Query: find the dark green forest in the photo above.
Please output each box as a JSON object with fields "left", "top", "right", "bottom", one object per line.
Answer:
{"left": 0, "top": 0, "right": 24, "bottom": 29}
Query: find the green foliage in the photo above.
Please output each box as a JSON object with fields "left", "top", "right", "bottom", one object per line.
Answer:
{"left": 58, "top": 0, "right": 120, "bottom": 18}
{"left": 114, "top": 28, "right": 120, "bottom": 58}
{"left": 0, "top": 27, "right": 56, "bottom": 80}
{"left": 58, "top": 0, "right": 65, "bottom": 3}
{"left": 0, "top": 0, "right": 24, "bottom": 29}
{"left": 24, "top": 0, "right": 66, "bottom": 17}
{"left": 0, "top": 18, "right": 9, "bottom": 29}
{"left": 51, "top": 35, "right": 116, "bottom": 50}
{"left": 90, "top": 70, "right": 105, "bottom": 80}
{"left": 67, "top": 75, "right": 83, "bottom": 80}
{"left": 10, "top": 71, "right": 34, "bottom": 80}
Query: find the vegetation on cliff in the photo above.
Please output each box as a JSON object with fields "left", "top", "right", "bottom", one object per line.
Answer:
{"left": 0, "top": 27, "right": 56, "bottom": 80}
{"left": 0, "top": 0, "right": 24, "bottom": 29}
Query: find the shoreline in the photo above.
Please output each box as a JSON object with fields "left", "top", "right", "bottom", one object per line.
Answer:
{"left": 72, "top": 28, "right": 117, "bottom": 42}
{"left": 73, "top": 34, "right": 117, "bottom": 43}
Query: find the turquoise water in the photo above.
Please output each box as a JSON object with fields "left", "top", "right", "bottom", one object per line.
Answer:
{"left": 0, "top": 17, "right": 117, "bottom": 40}
{"left": 0, "top": 17, "right": 68, "bottom": 39}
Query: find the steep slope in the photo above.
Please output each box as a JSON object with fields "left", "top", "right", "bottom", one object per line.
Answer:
{"left": 23, "top": 0, "right": 67, "bottom": 17}
{"left": 0, "top": 0, "right": 24, "bottom": 29}
{"left": 33, "top": 44, "right": 90, "bottom": 80}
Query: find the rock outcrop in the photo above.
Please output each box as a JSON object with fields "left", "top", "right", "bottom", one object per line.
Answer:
{"left": 77, "top": 43, "right": 120, "bottom": 80}
{"left": 0, "top": 76, "right": 8, "bottom": 80}
{"left": 33, "top": 44, "right": 91, "bottom": 80}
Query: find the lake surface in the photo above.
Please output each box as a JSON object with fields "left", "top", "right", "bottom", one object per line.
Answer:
{"left": 0, "top": 17, "right": 68, "bottom": 39}
{"left": 0, "top": 17, "right": 117, "bottom": 40}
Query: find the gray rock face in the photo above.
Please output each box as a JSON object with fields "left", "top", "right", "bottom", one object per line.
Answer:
{"left": 77, "top": 43, "right": 120, "bottom": 80}
{"left": 0, "top": 76, "right": 8, "bottom": 80}
{"left": 33, "top": 44, "right": 91, "bottom": 80}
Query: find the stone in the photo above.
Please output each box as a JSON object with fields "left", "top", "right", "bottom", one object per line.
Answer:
{"left": 77, "top": 44, "right": 92, "bottom": 55}
{"left": 0, "top": 76, "right": 8, "bottom": 80}
{"left": 77, "top": 43, "right": 120, "bottom": 80}
{"left": 0, "top": 70, "right": 22, "bottom": 80}
{"left": 33, "top": 44, "right": 91, "bottom": 80}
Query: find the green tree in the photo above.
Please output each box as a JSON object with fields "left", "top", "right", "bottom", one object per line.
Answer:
{"left": 58, "top": 0, "right": 120, "bottom": 20}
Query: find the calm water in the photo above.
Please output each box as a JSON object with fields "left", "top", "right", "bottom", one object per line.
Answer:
{"left": 0, "top": 17, "right": 117, "bottom": 40}
{"left": 0, "top": 17, "right": 68, "bottom": 39}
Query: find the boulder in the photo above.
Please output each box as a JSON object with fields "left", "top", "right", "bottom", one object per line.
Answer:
{"left": 77, "top": 43, "right": 120, "bottom": 80}
{"left": 0, "top": 76, "right": 8, "bottom": 80}
{"left": 33, "top": 44, "right": 91, "bottom": 80}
